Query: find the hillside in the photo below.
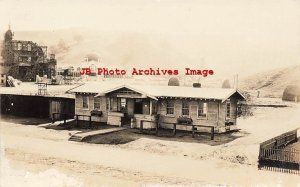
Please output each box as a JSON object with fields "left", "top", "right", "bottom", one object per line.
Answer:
{"left": 240, "top": 65, "right": 300, "bottom": 98}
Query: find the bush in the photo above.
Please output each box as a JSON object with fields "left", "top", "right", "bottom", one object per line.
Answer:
{"left": 238, "top": 91, "right": 253, "bottom": 118}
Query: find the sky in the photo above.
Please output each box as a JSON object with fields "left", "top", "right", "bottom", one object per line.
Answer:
{"left": 1, "top": 0, "right": 300, "bottom": 77}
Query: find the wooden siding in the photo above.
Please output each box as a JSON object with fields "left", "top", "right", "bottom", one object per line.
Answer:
{"left": 74, "top": 93, "right": 240, "bottom": 132}
{"left": 75, "top": 94, "right": 108, "bottom": 122}
{"left": 158, "top": 99, "right": 219, "bottom": 131}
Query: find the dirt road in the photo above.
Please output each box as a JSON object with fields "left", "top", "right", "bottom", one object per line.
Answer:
{"left": 1, "top": 104, "right": 300, "bottom": 186}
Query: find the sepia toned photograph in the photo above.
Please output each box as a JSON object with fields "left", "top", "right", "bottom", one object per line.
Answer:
{"left": 0, "top": 0, "right": 299, "bottom": 186}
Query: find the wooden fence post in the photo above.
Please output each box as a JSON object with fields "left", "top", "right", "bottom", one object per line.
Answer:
{"left": 89, "top": 116, "right": 92, "bottom": 129}
{"left": 211, "top": 127, "right": 214, "bottom": 140}
{"left": 64, "top": 114, "right": 66, "bottom": 126}
{"left": 140, "top": 120, "right": 143, "bottom": 133}
{"left": 173, "top": 123, "right": 176, "bottom": 136}
{"left": 52, "top": 113, "right": 55, "bottom": 123}
{"left": 192, "top": 125, "right": 195, "bottom": 138}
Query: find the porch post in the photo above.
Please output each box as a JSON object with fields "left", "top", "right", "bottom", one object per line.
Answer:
{"left": 76, "top": 115, "right": 79, "bottom": 128}
{"left": 89, "top": 116, "right": 92, "bottom": 128}
{"left": 140, "top": 120, "right": 143, "bottom": 132}
{"left": 149, "top": 100, "right": 152, "bottom": 115}
{"left": 109, "top": 97, "right": 112, "bottom": 111}
{"left": 52, "top": 113, "right": 55, "bottom": 123}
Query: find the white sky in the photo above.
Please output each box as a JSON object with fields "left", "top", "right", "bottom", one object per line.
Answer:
{"left": 1, "top": 0, "right": 300, "bottom": 76}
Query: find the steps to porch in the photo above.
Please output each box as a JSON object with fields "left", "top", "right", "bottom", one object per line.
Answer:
{"left": 68, "top": 127, "right": 126, "bottom": 142}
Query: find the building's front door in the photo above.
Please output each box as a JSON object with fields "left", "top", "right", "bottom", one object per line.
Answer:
{"left": 119, "top": 98, "right": 132, "bottom": 127}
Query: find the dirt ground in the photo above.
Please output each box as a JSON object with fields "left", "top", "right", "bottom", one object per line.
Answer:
{"left": 1, "top": 101, "right": 300, "bottom": 187}
{"left": 84, "top": 128, "right": 243, "bottom": 146}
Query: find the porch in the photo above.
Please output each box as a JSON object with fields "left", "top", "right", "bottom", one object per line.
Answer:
{"left": 100, "top": 86, "right": 158, "bottom": 128}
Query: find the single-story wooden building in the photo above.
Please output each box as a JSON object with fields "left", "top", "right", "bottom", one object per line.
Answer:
{"left": 68, "top": 82, "right": 245, "bottom": 133}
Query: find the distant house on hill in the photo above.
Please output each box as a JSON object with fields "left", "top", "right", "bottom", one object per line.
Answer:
{"left": 282, "top": 85, "right": 300, "bottom": 102}
{"left": 68, "top": 82, "right": 245, "bottom": 133}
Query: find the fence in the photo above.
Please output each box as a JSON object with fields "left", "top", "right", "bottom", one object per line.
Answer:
{"left": 139, "top": 120, "right": 214, "bottom": 140}
{"left": 258, "top": 128, "right": 300, "bottom": 174}
{"left": 52, "top": 112, "right": 73, "bottom": 124}
{"left": 259, "top": 129, "right": 298, "bottom": 149}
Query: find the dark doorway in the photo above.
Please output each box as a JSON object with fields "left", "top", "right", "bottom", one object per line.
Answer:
{"left": 134, "top": 99, "right": 143, "bottom": 114}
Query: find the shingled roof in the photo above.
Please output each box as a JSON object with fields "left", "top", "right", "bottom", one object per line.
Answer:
{"left": 68, "top": 81, "right": 245, "bottom": 102}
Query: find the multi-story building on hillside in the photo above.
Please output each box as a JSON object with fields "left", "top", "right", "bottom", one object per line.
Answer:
{"left": 0, "top": 26, "right": 57, "bottom": 86}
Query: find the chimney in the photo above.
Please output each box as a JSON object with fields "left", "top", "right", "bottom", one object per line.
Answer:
{"left": 233, "top": 74, "right": 238, "bottom": 90}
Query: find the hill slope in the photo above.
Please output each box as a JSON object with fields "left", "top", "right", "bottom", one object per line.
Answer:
{"left": 240, "top": 65, "right": 300, "bottom": 98}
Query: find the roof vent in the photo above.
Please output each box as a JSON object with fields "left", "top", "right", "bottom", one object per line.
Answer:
{"left": 193, "top": 83, "right": 201, "bottom": 88}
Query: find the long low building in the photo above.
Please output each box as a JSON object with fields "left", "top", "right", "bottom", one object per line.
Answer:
{"left": 68, "top": 82, "right": 246, "bottom": 133}
{"left": 0, "top": 82, "right": 76, "bottom": 119}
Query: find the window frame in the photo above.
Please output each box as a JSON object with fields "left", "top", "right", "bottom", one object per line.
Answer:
{"left": 27, "top": 44, "right": 32, "bottom": 51}
{"left": 17, "top": 43, "right": 22, "bottom": 50}
{"left": 197, "top": 102, "right": 208, "bottom": 119}
{"left": 119, "top": 98, "right": 127, "bottom": 112}
{"left": 226, "top": 101, "right": 231, "bottom": 119}
{"left": 166, "top": 100, "right": 175, "bottom": 115}
{"left": 94, "top": 97, "right": 101, "bottom": 110}
{"left": 82, "top": 95, "right": 89, "bottom": 110}
{"left": 182, "top": 101, "right": 190, "bottom": 116}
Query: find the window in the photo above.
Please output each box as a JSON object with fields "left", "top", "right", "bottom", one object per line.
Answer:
{"left": 82, "top": 95, "right": 89, "bottom": 109}
{"left": 119, "top": 98, "right": 127, "bottom": 112}
{"left": 226, "top": 101, "right": 231, "bottom": 119}
{"left": 27, "top": 44, "right": 32, "bottom": 51}
{"left": 198, "top": 102, "right": 208, "bottom": 118}
{"left": 13, "top": 43, "right": 17, "bottom": 50}
{"left": 14, "top": 54, "right": 18, "bottom": 61}
{"left": 166, "top": 100, "right": 174, "bottom": 115}
{"left": 182, "top": 101, "right": 189, "bottom": 116}
{"left": 94, "top": 97, "right": 100, "bottom": 110}
{"left": 17, "top": 43, "right": 22, "bottom": 50}
{"left": 120, "top": 98, "right": 126, "bottom": 108}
